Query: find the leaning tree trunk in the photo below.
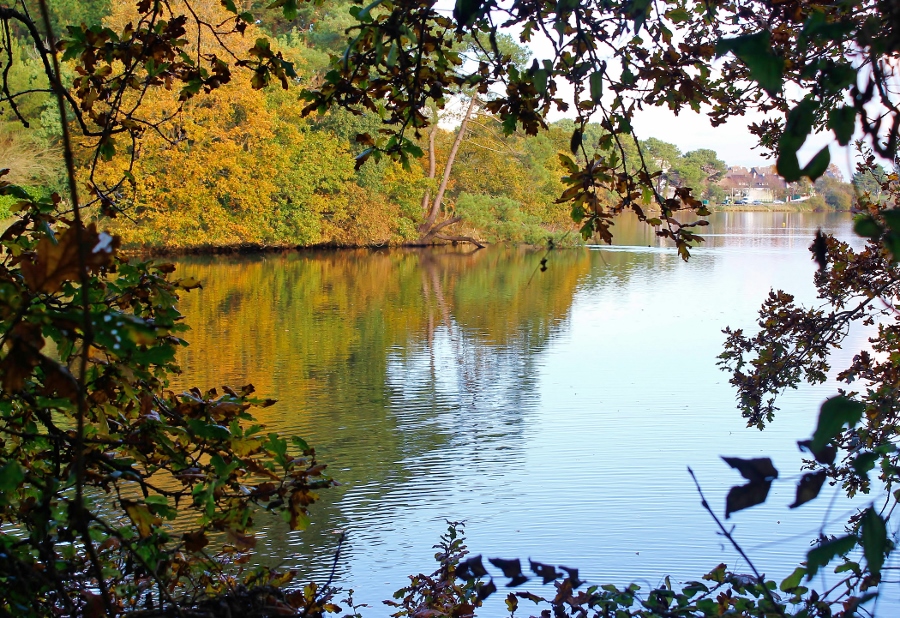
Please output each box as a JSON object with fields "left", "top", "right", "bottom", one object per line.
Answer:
{"left": 417, "top": 95, "right": 483, "bottom": 247}
{"left": 419, "top": 119, "right": 438, "bottom": 219}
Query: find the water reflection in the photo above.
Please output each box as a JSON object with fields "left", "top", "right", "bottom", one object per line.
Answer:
{"left": 172, "top": 212, "right": 879, "bottom": 615}
{"left": 173, "top": 246, "right": 590, "bottom": 589}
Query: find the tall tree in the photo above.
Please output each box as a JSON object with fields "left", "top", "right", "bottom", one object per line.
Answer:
{"left": 300, "top": 0, "right": 898, "bottom": 257}
{"left": 413, "top": 33, "right": 531, "bottom": 246}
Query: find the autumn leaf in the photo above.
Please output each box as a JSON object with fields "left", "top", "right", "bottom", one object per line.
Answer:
{"left": 0, "top": 322, "right": 45, "bottom": 391}
{"left": 122, "top": 500, "right": 160, "bottom": 538}
{"left": 226, "top": 528, "right": 258, "bottom": 550}
{"left": 183, "top": 530, "right": 210, "bottom": 552}
{"left": 20, "top": 224, "right": 118, "bottom": 294}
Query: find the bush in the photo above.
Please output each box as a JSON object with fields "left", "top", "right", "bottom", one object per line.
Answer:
{"left": 456, "top": 193, "right": 555, "bottom": 245}
{"left": 0, "top": 179, "right": 336, "bottom": 616}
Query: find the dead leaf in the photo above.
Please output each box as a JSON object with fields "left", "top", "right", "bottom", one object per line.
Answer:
{"left": 182, "top": 530, "right": 209, "bottom": 552}
{"left": 226, "top": 528, "right": 257, "bottom": 550}
{"left": 20, "top": 224, "right": 118, "bottom": 294}
{"left": 0, "top": 322, "right": 45, "bottom": 391}
{"left": 122, "top": 500, "right": 160, "bottom": 538}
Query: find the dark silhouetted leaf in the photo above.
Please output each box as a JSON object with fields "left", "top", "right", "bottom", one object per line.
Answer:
{"left": 589, "top": 71, "right": 603, "bottom": 101}
{"left": 811, "top": 229, "right": 828, "bottom": 270}
{"left": 531, "top": 66, "right": 549, "bottom": 94}
{"left": 716, "top": 31, "right": 783, "bottom": 95}
{"left": 777, "top": 99, "right": 818, "bottom": 181}
{"left": 807, "top": 535, "right": 857, "bottom": 579}
{"left": 183, "top": 530, "right": 209, "bottom": 552}
{"left": 798, "top": 439, "right": 837, "bottom": 465}
{"left": 529, "top": 559, "right": 559, "bottom": 584}
{"left": 811, "top": 396, "right": 864, "bottom": 451}
{"left": 489, "top": 557, "right": 523, "bottom": 579}
{"left": 827, "top": 106, "right": 856, "bottom": 145}
{"left": 853, "top": 214, "right": 882, "bottom": 238}
{"left": 477, "top": 580, "right": 496, "bottom": 600}
{"left": 628, "top": 0, "right": 651, "bottom": 34}
{"left": 778, "top": 149, "right": 802, "bottom": 182}
{"left": 722, "top": 457, "right": 779, "bottom": 483}
{"left": 559, "top": 566, "right": 583, "bottom": 588}
{"left": 862, "top": 508, "right": 888, "bottom": 578}
{"left": 454, "top": 0, "right": 485, "bottom": 27}
{"left": 722, "top": 456, "right": 778, "bottom": 517}
{"left": 885, "top": 231, "right": 900, "bottom": 262}
{"left": 0, "top": 461, "right": 25, "bottom": 492}
{"left": 802, "top": 146, "right": 831, "bottom": 180}
{"left": 852, "top": 452, "right": 878, "bottom": 477}
{"left": 457, "top": 555, "right": 488, "bottom": 580}
{"left": 790, "top": 470, "right": 827, "bottom": 508}
{"left": 570, "top": 129, "right": 583, "bottom": 154}
{"left": 882, "top": 209, "right": 900, "bottom": 233}
{"left": 725, "top": 479, "right": 773, "bottom": 518}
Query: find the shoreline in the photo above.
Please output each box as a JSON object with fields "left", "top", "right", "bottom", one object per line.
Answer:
{"left": 6, "top": 207, "right": 851, "bottom": 259}
{"left": 708, "top": 203, "right": 831, "bottom": 212}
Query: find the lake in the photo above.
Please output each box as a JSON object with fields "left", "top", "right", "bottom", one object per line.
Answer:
{"left": 172, "top": 211, "right": 891, "bottom": 614}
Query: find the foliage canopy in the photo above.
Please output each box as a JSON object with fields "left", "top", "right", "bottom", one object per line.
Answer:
{"left": 292, "top": 0, "right": 898, "bottom": 255}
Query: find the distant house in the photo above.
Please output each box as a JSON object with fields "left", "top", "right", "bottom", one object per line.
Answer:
{"left": 719, "top": 166, "right": 789, "bottom": 203}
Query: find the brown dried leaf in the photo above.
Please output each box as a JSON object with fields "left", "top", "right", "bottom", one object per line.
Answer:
{"left": 0, "top": 322, "right": 45, "bottom": 391}
{"left": 182, "top": 530, "right": 209, "bottom": 552}
{"left": 226, "top": 528, "right": 257, "bottom": 550}
{"left": 20, "top": 224, "right": 118, "bottom": 294}
{"left": 123, "top": 500, "right": 160, "bottom": 538}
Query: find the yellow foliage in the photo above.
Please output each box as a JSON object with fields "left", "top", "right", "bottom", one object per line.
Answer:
{"left": 84, "top": 0, "right": 408, "bottom": 249}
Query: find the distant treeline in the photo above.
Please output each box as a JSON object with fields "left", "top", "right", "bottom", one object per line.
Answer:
{"left": 0, "top": 0, "right": 868, "bottom": 250}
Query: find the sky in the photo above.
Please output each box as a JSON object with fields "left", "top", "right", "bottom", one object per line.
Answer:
{"left": 628, "top": 106, "right": 859, "bottom": 181}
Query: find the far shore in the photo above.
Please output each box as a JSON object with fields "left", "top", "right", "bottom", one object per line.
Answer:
{"left": 708, "top": 203, "right": 831, "bottom": 212}
{"left": 1, "top": 207, "right": 851, "bottom": 259}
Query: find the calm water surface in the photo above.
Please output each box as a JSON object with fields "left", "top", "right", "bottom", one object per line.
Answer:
{"left": 173, "top": 211, "right": 898, "bottom": 614}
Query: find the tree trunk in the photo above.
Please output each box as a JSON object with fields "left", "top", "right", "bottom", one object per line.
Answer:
{"left": 420, "top": 120, "right": 438, "bottom": 218}
{"left": 418, "top": 95, "right": 478, "bottom": 241}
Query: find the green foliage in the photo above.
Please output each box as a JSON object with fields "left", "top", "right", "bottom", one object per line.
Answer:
{"left": 815, "top": 176, "right": 856, "bottom": 211}
{"left": 0, "top": 178, "right": 337, "bottom": 615}
{"left": 455, "top": 193, "right": 548, "bottom": 244}
{"left": 853, "top": 165, "right": 888, "bottom": 201}
{"left": 299, "top": 0, "right": 898, "bottom": 254}
{"left": 44, "top": 0, "right": 111, "bottom": 37}
{"left": 386, "top": 522, "right": 487, "bottom": 617}
{"left": 386, "top": 523, "right": 853, "bottom": 618}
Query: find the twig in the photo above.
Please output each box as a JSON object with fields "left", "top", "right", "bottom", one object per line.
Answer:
{"left": 687, "top": 466, "right": 786, "bottom": 617}
{"left": 35, "top": 0, "right": 111, "bottom": 613}
{"left": 323, "top": 531, "right": 347, "bottom": 591}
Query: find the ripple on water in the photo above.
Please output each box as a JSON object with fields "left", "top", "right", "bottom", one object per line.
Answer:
{"left": 172, "top": 212, "right": 896, "bottom": 615}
